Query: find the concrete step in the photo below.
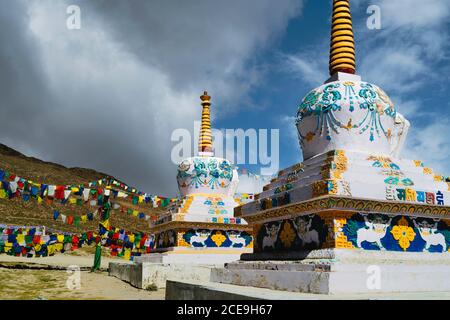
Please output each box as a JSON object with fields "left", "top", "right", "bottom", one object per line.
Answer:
{"left": 165, "top": 279, "right": 450, "bottom": 300}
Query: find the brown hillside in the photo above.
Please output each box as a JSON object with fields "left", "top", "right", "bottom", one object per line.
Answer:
{"left": 0, "top": 143, "right": 117, "bottom": 186}
{"left": 0, "top": 143, "right": 163, "bottom": 234}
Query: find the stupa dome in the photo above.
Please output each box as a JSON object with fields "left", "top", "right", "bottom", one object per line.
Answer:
{"left": 296, "top": 79, "right": 409, "bottom": 159}
{"left": 177, "top": 156, "right": 238, "bottom": 197}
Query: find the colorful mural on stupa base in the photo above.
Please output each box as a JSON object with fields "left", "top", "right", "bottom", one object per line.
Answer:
{"left": 252, "top": 211, "right": 450, "bottom": 254}
{"left": 152, "top": 228, "right": 253, "bottom": 250}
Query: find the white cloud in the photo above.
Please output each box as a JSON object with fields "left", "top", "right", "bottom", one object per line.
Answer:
{"left": 279, "top": 115, "right": 298, "bottom": 142}
{"left": 403, "top": 117, "right": 450, "bottom": 176}
{"left": 360, "top": 48, "right": 426, "bottom": 93}
{"left": 357, "top": 0, "right": 450, "bottom": 91}
{"left": 281, "top": 53, "right": 327, "bottom": 86}
{"left": 375, "top": 0, "right": 450, "bottom": 29}
{"left": 389, "top": 97, "right": 423, "bottom": 120}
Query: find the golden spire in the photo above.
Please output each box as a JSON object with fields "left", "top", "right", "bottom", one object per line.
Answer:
{"left": 198, "top": 91, "right": 213, "bottom": 154}
{"left": 329, "top": 0, "right": 356, "bottom": 76}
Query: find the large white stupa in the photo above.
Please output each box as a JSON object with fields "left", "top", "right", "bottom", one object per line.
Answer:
{"left": 175, "top": 0, "right": 450, "bottom": 297}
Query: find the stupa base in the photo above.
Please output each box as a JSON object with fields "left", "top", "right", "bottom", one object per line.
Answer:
{"left": 207, "top": 248, "right": 450, "bottom": 295}
{"left": 108, "top": 259, "right": 214, "bottom": 289}
{"left": 127, "top": 204, "right": 254, "bottom": 289}
{"left": 108, "top": 246, "right": 252, "bottom": 289}
{"left": 165, "top": 279, "right": 450, "bottom": 300}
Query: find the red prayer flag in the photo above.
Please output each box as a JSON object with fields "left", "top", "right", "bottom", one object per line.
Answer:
{"left": 55, "top": 186, "right": 65, "bottom": 200}
{"left": 33, "top": 235, "right": 41, "bottom": 244}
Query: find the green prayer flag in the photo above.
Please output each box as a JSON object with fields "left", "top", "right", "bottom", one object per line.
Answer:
{"left": 161, "top": 198, "right": 170, "bottom": 207}
{"left": 91, "top": 242, "right": 102, "bottom": 272}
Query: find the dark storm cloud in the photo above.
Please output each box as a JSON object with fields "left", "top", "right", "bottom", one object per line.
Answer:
{"left": 79, "top": 0, "right": 302, "bottom": 92}
{"left": 0, "top": 1, "right": 53, "bottom": 147}
{"left": 0, "top": 0, "right": 302, "bottom": 195}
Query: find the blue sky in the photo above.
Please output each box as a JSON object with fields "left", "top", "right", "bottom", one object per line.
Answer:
{"left": 0, "top": 0, "right": 449, "bottom": 196}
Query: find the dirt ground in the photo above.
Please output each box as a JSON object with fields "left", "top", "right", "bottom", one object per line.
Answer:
{"left": 0, "top": 252, "right": 165, "bottom": 300}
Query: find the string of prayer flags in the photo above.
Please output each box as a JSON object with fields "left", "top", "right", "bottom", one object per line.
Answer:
{"left": 0, "top": 168, "right": 178, "bottom": 209}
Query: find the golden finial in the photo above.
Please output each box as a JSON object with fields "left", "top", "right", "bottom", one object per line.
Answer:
{"left": 200, "top": 91, "right": 211, "bottom": 103}
{"left": 198, "top": 91, "right": 213, "bottom": 154}
{"left": 329, "top": 0, "right": 356, "bottom": 76}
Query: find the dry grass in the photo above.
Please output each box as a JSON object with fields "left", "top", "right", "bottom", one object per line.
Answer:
{"left": 0, "top": 267, "right": 165, "bottom": 300}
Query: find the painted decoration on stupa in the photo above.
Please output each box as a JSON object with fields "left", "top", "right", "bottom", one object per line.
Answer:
{"left": 177, "top": 157, "right": 234, "bottom": 191}
{"left": 296, "top": 81, "right": 402, "bottom": 159}
{"left": 252, "top": 212, "right": 450, "bottom": 254}
{"left": 297, "top": 82, "right": 396, "bottom": 143}
{"left": 203, "top": 196, "right": 228, "bottom": 215}
{"left": 152, "top": 228, "right": 252, "bottom": 249}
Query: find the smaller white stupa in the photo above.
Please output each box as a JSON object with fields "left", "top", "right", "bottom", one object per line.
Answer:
{"left": 109, "top": 92, "right": 253, "bottom": 289}
{"left": 148, "top": 91, "right": 253, "bottom": 262}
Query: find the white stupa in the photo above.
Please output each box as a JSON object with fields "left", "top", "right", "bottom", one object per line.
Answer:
{"left": 175, "top": 0, "right": 450, "bottom": 297}
{"left": 148, "top": 91, "right": 253, "bottom": 260}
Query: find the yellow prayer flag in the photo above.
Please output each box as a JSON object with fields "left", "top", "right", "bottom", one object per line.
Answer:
{"left": 101, "top": 219, "right": 110, "bottom": 230}
{"left": 4, "top": 242, "right": 12, "bottom": 253}
{"left": 17, "top": 234, "right": 25, "bottom": 245}
{"left": 124, "top": 249, "right": 131, "bottom": 260}
{"left": 0, "top": 189, "right": 6, "bottom": 199}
